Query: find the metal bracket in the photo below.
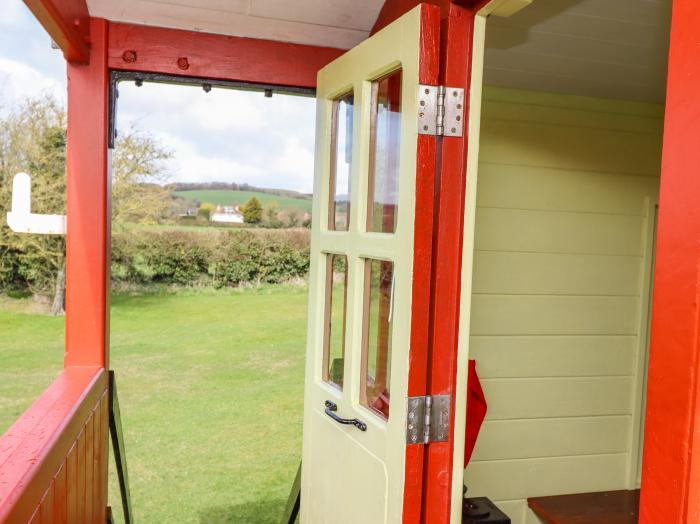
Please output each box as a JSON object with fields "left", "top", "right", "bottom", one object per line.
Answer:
{"left": 406, "top": 394, "right": 451, "bottom": 444}
{"left": 417, "top": 85, "right": 464, "bottom": 137}
{"left": 108, "top": 70, "right": 317, "bottom": 149}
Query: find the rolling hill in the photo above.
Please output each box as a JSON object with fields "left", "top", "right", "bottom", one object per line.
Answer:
{"left": 173, "top": 189, "right": 312, "bottom": 213}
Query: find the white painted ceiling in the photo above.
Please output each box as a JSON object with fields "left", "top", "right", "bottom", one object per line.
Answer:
{"left": 87, "top": 0, "right": 671, "bottom": 102}
{"left": 86, "top": 0, "right": 385, "bottom": 49}
{"left": 484, "top": 0, "right": 672, "bottom": 102}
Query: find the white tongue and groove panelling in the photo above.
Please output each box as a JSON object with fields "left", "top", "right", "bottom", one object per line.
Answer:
{"left": 86, "top": 0, "right": 384, "bottom": 49}
{"left": 485, "top": 0, "right": 672, "bottom": 102}
{"left": 464, "top": 86, "right": 663, "bottom": 524}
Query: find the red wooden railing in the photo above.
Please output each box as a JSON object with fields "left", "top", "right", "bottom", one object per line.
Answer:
{"left": 0, "top": 366, "right": 108, "bottom": 523}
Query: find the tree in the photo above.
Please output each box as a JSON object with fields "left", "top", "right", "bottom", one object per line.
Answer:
{"left": 112, "top": 126, "right": 173, "bottom": 225}
{"left": 0, "top": 96, "right": 67, "bottom": 314}
{"left": 283, "top": 208, "right": 301, "bottom": 228}
{"left": 242, "top": 196, "right": 263, "bottom": 224}
{"left": 0, "top": 96, "right": 173, "bottom": 314}
{"left": 198, "top": 202, "right": 216, "bottom": 221}
{"left": 264, "top": 201, "right": 282, "bottom": 228}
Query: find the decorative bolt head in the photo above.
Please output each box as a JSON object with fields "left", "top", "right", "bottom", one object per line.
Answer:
{"left": 177, "top": 57, "right": 190, "bottom": 70}
{"left": 122, "top": 50, "right": 137, "bottom": 63}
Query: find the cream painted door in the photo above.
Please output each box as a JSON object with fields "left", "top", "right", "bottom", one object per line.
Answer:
{"left": 300, "top": 5, "right": 440, "bottom": 523}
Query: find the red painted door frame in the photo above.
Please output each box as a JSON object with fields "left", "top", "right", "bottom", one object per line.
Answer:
{"left": 639, "top": 0, "right": 700, "bottom": 522}
{"left": 403, "top": 6, "right": 441, "bottom": 523}
{"left": 373, "top": 2, "right": 489, "bottom": 522}
{"left": 423, "top": 3, "right": 488, "bottom": 523}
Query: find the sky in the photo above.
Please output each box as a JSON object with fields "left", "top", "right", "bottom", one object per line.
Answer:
{"left": 0, "top": 0, "right": 317, "bottom": 193}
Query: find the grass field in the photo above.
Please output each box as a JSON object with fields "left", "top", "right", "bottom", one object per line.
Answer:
{"left": 0, "top": 286, "right": 308, "bottom": 523}
{"left": 174, "top": 189, "right": 312, "bottom": 213}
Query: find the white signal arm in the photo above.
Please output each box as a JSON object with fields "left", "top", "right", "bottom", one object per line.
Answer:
{"left": 6, "top": 172, "right": 66, "bottom": 235}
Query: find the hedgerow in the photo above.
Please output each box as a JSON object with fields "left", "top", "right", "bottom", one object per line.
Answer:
{"left": 111, "top": 227, "right": 310, "bottom": 288}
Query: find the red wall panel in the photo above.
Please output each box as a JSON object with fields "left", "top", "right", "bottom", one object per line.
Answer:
{"left": 0, "top": 368, "right": 108, "bottom": 524}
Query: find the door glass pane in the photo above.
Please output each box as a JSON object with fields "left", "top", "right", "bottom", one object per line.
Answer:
{"left": 367, "top": 70, "right": 402, "bottom": 233}
{"left": 323, "top": 254, "right": 349, "bottom": 388}
{"left": 361, "top": 259, "right": 394, "bottom": 419}
{"left": 329, "top": 93, "right": 354, "bottom": 231}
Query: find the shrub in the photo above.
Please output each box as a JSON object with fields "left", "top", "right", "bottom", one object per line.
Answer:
{"left": 110, "top": 227, "right": 310, "bottom": 289}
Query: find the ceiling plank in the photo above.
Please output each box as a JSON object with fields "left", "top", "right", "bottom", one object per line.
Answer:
{"left": 108, "top": 22, "right": 345, "bottom": 89}
{"left": 24, "top": 0, "right": 90, "bottom": 63}
{"left": 88, "top": 0, "right": 369, "bottom": 49}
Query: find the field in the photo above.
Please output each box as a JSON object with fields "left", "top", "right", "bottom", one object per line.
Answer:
{"left": 0, "top": 286, "right": 308, "bottom": 523}
{"left": 174, "top": 189, "right": 312, "bottom": 213}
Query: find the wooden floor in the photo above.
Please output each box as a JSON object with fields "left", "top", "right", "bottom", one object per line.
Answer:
{"left": 528, "top": 490, "right": 640, "bottom": 524}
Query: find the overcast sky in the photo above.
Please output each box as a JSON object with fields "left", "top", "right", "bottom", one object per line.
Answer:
{"left": 0, "top": 0, "right": 317, "bottom": 193}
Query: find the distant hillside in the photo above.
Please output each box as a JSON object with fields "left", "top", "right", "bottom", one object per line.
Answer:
{"left": 173, "top": 189, "right": 313, "bottom": 213}
{"left": 172, "top": 182, "right": 311, "bottom": 200}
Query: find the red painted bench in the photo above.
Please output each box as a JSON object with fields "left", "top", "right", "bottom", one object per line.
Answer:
{"left": 528, "top": 490, "right": 640, "bottom": 524}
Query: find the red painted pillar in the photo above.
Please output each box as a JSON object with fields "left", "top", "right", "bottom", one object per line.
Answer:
{"left": 65, "top": 21, "right": 110, "bottom": 519}
{"left": 639, "top": 1, "right": 700, "bottom": 522}
{"left": 65, "top": 18, "right": 111, "bottom": 369}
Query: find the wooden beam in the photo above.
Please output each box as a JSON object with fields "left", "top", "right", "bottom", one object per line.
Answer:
{"left": 23, "top": 0, "right": 90, "bottom": 63}
{"left": 639, "top": 0, "right": 700, "bottom": 522}
{"left": 108, "top": 23, "right": 345, "bottom": 89}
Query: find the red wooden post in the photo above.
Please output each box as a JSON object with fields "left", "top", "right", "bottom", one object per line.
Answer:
{"left": 65, "top": 18, "right": 111, "bottom": 369}
{"left": 639, "top": 0, "right": 700, "bottom": 522}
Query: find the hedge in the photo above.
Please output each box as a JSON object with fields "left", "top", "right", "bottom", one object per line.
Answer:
{"left": 111, "top": 227, "right": 310, "bottom": 288}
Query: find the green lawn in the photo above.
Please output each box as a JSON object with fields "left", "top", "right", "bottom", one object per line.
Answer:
{"left": 174, "top": 189, "right": 312, "bottom": 213}
{"left": 0, "top": 286, "right": 308, "bottom": 523}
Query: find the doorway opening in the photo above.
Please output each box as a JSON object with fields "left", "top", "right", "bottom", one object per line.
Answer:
{"left": 458, "top": 1, "right": 670, "bottom": 522}
{"left": 107, "top": 74, "right": 316, "bottom": 523}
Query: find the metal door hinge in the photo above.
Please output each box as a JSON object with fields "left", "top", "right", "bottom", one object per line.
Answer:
{"left": 417, "top": 85, "right": 464, "bottom": 137}
{"left": 406, "top": 395, "right": 451, "bottom": 444}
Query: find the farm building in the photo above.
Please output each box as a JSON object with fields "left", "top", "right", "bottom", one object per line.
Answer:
{"left": 211, "top": 205, "right": 245, "bottom": 223}
{"left": 1, "top": 0, "right": 698, "bottom": 523}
